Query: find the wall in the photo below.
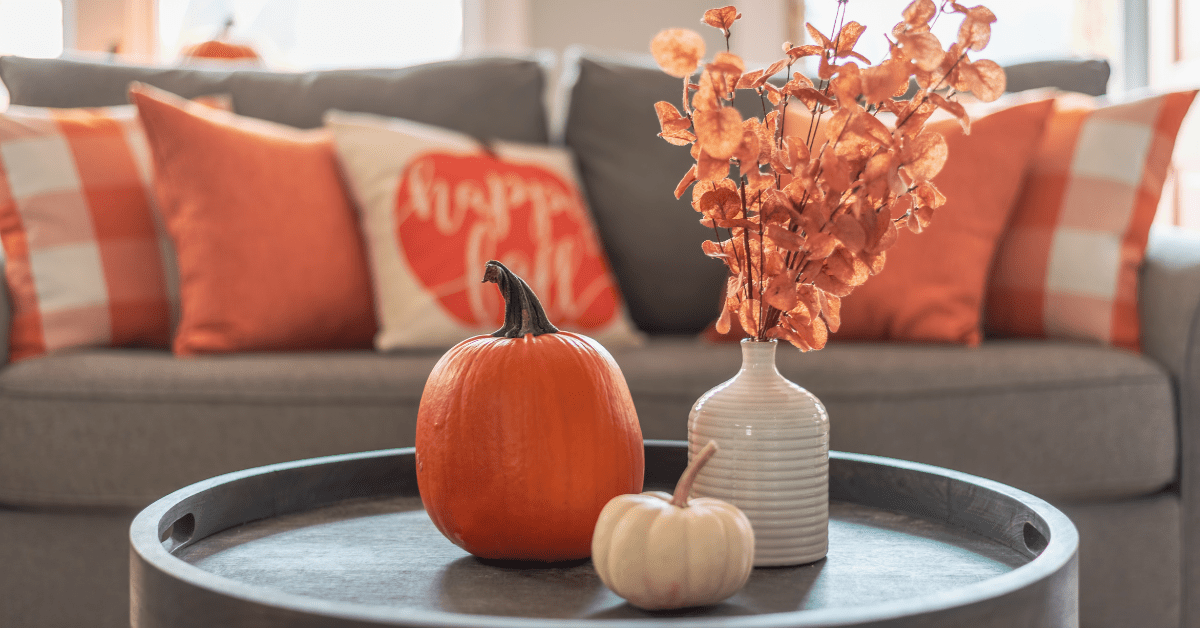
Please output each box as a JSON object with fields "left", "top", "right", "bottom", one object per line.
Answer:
{"left": 526, "top": 0, "right": 792, "bottom": 66}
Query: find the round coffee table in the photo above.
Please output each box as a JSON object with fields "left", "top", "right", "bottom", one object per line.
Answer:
{"left": 130, "top": 440, "right": 1078, "bottom": 627}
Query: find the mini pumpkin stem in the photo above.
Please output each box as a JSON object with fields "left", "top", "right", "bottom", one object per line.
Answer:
{"left": 483, "top": 260, "right": 560, "bottom": 338}
{"left": 672, "top": 440, "right": 718, "bottom": 507}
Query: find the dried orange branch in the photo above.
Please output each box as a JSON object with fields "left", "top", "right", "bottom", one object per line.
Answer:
{"left": 650, "top": 0, "right": 1005, "bottom": 351}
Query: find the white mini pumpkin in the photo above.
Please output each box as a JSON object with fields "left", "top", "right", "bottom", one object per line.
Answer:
{"left": 591, "top": 441, "right": 755, "bottom": 610}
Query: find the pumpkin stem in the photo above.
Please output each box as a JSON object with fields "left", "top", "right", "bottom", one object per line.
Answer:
{"left": 483, "top": 260, "right": 560, "bottom": 338}
{"left": 671, "top": 440, "right": 718, "bottom": 508}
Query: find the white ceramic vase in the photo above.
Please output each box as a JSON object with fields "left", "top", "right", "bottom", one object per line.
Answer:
{"left": 688, "top": 338, "right": 829, "bottom": 567}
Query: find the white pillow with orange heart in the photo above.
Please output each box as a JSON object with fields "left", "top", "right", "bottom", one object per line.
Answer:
{"left": 326, "top": 110, "right": 642, "bottom": 350}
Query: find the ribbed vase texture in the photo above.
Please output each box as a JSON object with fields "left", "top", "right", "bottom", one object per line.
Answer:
{"left": 688, "top": 338, "right": 829, "bottom": 566}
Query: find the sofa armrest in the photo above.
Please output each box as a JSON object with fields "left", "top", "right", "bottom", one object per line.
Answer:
{"left": 1141, "top": 225, "right": 1200, "bottom": 626}
{"left": 1141, "top": 225, "right": 1200, "bottom": 380}
{"left": 0, "top": 253, "right": 8, "bottom": 365}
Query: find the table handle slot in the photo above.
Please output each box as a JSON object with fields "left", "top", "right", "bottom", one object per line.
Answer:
{"left": 1022, "top": 521, "right": 1048, "bottom": 554}
{"left": 160, "top": 513, "right": 196, "bottom": 553}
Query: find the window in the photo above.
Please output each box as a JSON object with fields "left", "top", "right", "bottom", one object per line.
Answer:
{"left": 0, "top": 0, "right": 63, "bottom": 58}
{"left": 804, "top": 0, "right": 1081, "bottom": 68}
{"left": 157, "top": 0, "right": 463, "bottom": 69}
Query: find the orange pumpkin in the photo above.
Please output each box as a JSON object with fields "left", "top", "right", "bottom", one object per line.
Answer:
{"left": 416, "top": 260, "right": 644, "bottom": 561}
{"left": 182, "top": 39, "right": 259, "bottom": 61}
{"left": 181, "top": 18, "right": 260, "bottom": 62}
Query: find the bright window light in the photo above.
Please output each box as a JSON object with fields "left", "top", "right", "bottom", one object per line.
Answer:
{"left": 0, "top": 0, "right": 63, "bottom": 58}
{"left": 159, "top": 0, "right": 463, "bottom": 69}
{"left": 804, "top": 0, "right": 1075, "bottom": 67}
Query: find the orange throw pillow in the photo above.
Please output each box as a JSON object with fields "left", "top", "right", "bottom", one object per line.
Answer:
{"left": 985, "top": 90, "right": 1197, "bottom": 351}
{"left": 129, "top": 83, "right": 376, "bottom": 355}
{"left": 833, "top": 98, "right": 1056, "bottom": 346}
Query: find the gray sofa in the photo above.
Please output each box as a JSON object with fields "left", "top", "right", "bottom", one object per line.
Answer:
{"left": 0, "top": 52, "right": 1193, "bottom": 628}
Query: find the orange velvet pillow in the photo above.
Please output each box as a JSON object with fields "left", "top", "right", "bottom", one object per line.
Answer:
{"left": 129, "top": 83, "right": 376, "bottom": 355}
{"left": 832, "top": 97, "right": 1055, "bottom": 346}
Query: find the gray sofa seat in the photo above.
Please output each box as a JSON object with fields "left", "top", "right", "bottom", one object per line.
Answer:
{"left": 0, "top": 334, "right": 1172, "bottom": 510}
{"left": 613, "top": 337, "right": 1175, "bottom": 503}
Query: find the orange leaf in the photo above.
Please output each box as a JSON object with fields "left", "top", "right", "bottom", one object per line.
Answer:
{"left": 833, "top": 213, "right": 867, "bottom": 252}
{"left": 784, "top": 135, "right": 812, "bottom": 168}
{"left": 909, "top": 205, "right": 934, "bottom": 232}
{"left": 701, "top": 238, "right": 733, "bottom": 260}
{"left": 869, "top": 204, "right": 900, "bottom": 254}
{"left": 738, "top": 298, "right": 762, "bottom": 337}
{"left": 693, "top": 71, "right": 722, "bottom": 111}
{"left": 675, "top": 165, "right": 699, "bottom": 199}
{"left": 806, "top": 231, "right": 838, "bottom": 258}
{"left": 817, "top": 290, "right": 841, "bottom": 333}
{"left": 765, "top": 222, "right": 805, "bottom": 251}
{"left": 898, "top": 32, "right": 945, "bottom": 72}
{"left": 763, "top": 82, "right": 783, "bottom": 105}
{"left": 902, "top": 130, "right": 948, "bottom": 182}
{"left": 957, "top": 5, "right": 997, "bottom": 51}
{"left": 659, "top": 128, "right": 698, "bottom": 146}
{"left": 762, "top": 58, "right": 789, "bottom": 80}
{"left": 744, "top": 118, "right": 773, "bottom": 164}
{"left": 702, "top": 6, "right": 742, "bottom": 32}
{"left": 956, "top": 59, "right": 1006, "bottom": 102}
{"left": 786, "top": 44, "right": 825, "bottom": 59}
{"left": 715, "top": 298, "right": 735, "bottom": 334}
{"left": 734, "top": 129, "right": 761, "bottom": 172}
{"left": 736, "top": 69, "right": 764, "bottom": 89}
{"left": 830, "top": 62, "right": 863, "bottom": 107}
{"left": 697, "top": 149, "right": 732, "bottom": 181}
{"left": 710, "top": 51, "right": 746, "bottom": 76}
{"left": 895, "top": 99, "right": 937, "bottom": 137}
{"left": 651, "top": 29, "right": 706, "bottom": 78}
{"left": 770, "top": 147, "right": 793, "bottom": 175}
{"left": 806, "top": 23, "right": 832, "bottom": 49}
{"left": 823, "top": 248, "right": 854, "bottom": 284}
{"left": 928, "top": 92, "right": 970, "bottom": 134}
{"left": 834, "top": 21, "right": 867, "bottom": 58}
{"left": 916, "top": 44, "right": 963, "bottom": 89}
{"left": 860, "top": 59, "right": 911, "bottom": 104}
{"left": 694, "top": 106, "right": 745, "bottom": 159}
{"left": 790, "top": 86, "right": 837, "bottom": 110}
{"left": 862, "top": 249, "right": 887, "bottom": 275}
{"left": 814, "top": 270, "right": 853, "bottom": 297}
{"left": 655, "top": 101, "right": 688, "bottom": 130}
{"left": 913, "top": 181, "right": 946, "bottom": 209}
{"left": 903, "top": 0, "right": 937, "bottom": 28}
{"left": 699, "top": 187, "right": 744, "bottom": 219}
{"left": 820, "top": 151, "right": 853, "bottom": 193}
{"left": 764, "top": 270, "right": 800, "bottom": 312}
{"left": 692, "top": 178, "right": 737, "bottom": 209}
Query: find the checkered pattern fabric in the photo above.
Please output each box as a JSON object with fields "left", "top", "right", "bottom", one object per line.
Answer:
{"left": 0, "top": 104, "right": 179, "bottom": 360}
{"left": 985, "top": 90, "right": 1197, "bottom": 350}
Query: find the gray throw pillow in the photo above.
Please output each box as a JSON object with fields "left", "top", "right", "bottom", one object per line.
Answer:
{"left": 562, "top": 53, "right": 730, "bottom": 335}
{"left": 0, "top": 54, "right": 549, "bottom": 143}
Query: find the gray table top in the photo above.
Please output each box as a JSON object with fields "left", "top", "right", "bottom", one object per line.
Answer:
{"left": 130, "top": 441, "right": 1079, "bottom": 628}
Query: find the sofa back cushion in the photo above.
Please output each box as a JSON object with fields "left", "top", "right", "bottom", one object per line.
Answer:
{"left": 562, "top": 54, "right": 727, "bottom": 334}
{"left": 0, "top": 54, "right": 549, "bottom": 142}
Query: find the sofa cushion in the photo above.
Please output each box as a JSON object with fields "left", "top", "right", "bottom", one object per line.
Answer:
{"left": 0, "top": 349, "right": 441, "bottom": 507}
{"left": 0, "top": 54, "right": 549, "bottom": 142}
{"left": 610, "top": 337, "right": 1175, "bottom": 502}
{"left": 0, "top": 337, "right": 1173, "bottom": 507}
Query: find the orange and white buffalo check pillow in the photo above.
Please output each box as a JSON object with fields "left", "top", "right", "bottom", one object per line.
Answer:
{"left": 0, "top": 104, "right": 181, "bottom": 360}
{"left": 986, "top": 90, "right": 1197, "bottom": 351}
